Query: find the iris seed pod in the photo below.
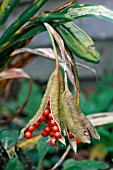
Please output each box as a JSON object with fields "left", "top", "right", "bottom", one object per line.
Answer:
{"left": 56, "top": 22, "right": 100, "bottom": 63}
{"left": 19, "top": 69, "right": 55, "bottom": 139}
{"left": 61, "top": 85, "right": 100, "bottom": 143}
{"left": 50, "top": 68, "right": 65, "bottom": 145}
{"left": 19, "top": 68, "right": 66, "bottom": 145}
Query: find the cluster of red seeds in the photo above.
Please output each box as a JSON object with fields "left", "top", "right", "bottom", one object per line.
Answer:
{"left": 24, "top": 98, "right": 61, "bottom": 146}
{"left": 24, "top": 98, "right": 82, "bottom": 146}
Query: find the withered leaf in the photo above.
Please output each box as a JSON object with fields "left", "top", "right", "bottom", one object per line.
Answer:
{"left": 69, "top": 138, "right": 77, "bottom": 153}
{"left": 0, "top": 68, "right": 32, "bottom": 124}
{"left": 0, "top": 68, "right": 30, "bottom": 80}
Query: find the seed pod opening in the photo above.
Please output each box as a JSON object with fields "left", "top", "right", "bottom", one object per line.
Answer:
{"left": 19, "top": 70, "right": 55, "bottom": 139}
{"left": 19, "top": 68, "right": 66, "bottom": 146}
{"left": 61, "top": 86, "right": 100, "bottom": 143}
{"left": 50, "top": 68, "right": 66, "bottom": 145}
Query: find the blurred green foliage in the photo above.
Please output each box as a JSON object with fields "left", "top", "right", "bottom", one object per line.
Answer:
{"left": 62, "top": 158, "right": 108, "bottom": 170}
{"left": 80, "top": 74, "right": 113, "bottom": 114}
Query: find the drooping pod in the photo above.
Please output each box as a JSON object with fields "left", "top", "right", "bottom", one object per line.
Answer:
{"left": 50, "top": 67, "right": 66, "bottom": 144}
{"left": 61, "top": 84, "right": 100, "bottom": 144}
{"left": 19, "top": 69, "right": 55, "bottom": 140}
{"left": 19, "top": 68, "right": 66, "bottom": 145}
{"left": 56, "top": 22, "right": 100, "bottom": 63}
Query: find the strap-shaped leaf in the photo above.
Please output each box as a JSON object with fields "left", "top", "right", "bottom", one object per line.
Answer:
{"left": 0, "top": 0, "right": 48, "bottom": 45}
{"left": 0, "top": 37, "right": 32, "bottom": 71}
{"left": 1, "top": 3, "right": 113, "bottom": 51}
{"left": 30, "top": 12, "right": 73, "bottom": 23}
{"left": 1, "top": 3, "right": 113, "bottom": 69}
{"left": 0, "top": 0, "right": 21, "bottom": 26}
{"left": 62, "top": 4, "right": 113, "bottom": 23}
{"left": 0, "top": 13, "right": 73, "bottom": 54}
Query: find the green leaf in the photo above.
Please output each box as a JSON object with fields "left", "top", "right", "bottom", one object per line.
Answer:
{"left": 62, "top": 158, "right": 109, "bottom": 170}
{"left": 0, "top": 0, "right": 48, "bottom": 45}
{"left": 63, "top": 4, "right": 113, "bottom": 23}
{"left": 0, "top": 38, "right": 31, "bottom": 70}
{"left": 81, "top": 86, "right": 113, "bottom": 114}
{"left": 1, "top": 3, "right": 113, "bottom": 70}
{"left": 105, "top": 146, "right": 113, "bottom": 152}
{"left": 37, "top": 137, "right": 50, "bottom": 170}
{"left": 5, "top": 158, "right": 24, "bottom": 170}
{"left": 0, "top": 13, "right": 72, "bottom": 55}
{"left": 0, "top": 14, "right": 72, "bottom": 69}
{"left": 15, "top": 147, "right": 33, "bottom": 169}
{"left": 0, "top": 130, "right": 16, "bottom": 146}
{"left": 0, "top": 0, "right": 21, "bottom": 26}
{"left": 43, "top": 159, "right": 52, "bottom": 168}
{"left": 94, "top": 87, "right": 113, "bottom": 111}
{"left": 62, "top": 159, "right": 77, "bottom": 169}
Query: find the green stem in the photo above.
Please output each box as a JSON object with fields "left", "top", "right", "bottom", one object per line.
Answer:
{"left": 37, "top": 158, "right": 43, "bottom": 170}
{"left": 44, "top": 23, "right": 59, "bottom": 69}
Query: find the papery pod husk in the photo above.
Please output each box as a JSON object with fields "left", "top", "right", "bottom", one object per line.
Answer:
{"left": 59, "top": 104, "right": 67, "bottom": 136}
{"left": 50, "top": 68, "right": 61, "bottom": 125}
{"left": 19, "top": 70, "right": 55, "bottom": 139}
{"left": 70, "top": 138, "right": 77, "bottom": 153}
{"left": 50, "top": 68, "right": 66, "bottom": 145}
{"left": 59, "top": 81, "right": 67, "bottom": 136}
{"left": 61, "top": 86, "right": 100, "bottom": 143}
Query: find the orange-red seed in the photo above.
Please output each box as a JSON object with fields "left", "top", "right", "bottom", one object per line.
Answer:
{"left": 24, "top": 131, "right": 32, "bottom": 139}
{"left": 50, "top": 139, "right": 55, "bottom": 146}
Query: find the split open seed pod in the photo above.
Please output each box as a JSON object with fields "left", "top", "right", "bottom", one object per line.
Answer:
{"left": 50, "top": 67, "right": 66, "bottom": 145}
{"left": 19, "top": 68, "right": 66, "bottom": 145}
{"left": 19, "top": 69, "right": 55, "bottom": 139}
{"left": 61, "top": 85, "right": 100, "bottom": 144}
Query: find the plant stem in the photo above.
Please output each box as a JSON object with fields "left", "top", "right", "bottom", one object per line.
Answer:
{"left": 44, "top": 23, "right": 59, "bottom": 69}
{"left": 50, "top": 145, "right": 71, "bottom": 170}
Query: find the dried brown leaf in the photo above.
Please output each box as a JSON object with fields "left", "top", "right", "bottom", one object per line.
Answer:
{"left": 0, "top": 68, "right": 30, "bottom": 80}
{"left": 0, "top": 68, "right": 32, "bottom": 124}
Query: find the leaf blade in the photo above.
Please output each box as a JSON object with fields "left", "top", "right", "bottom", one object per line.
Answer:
{"left": 0, "top": 0, "right": 21, "bottom": 26}
{"left": 5, "top": 158, "right": 24, "bottom": 170}
{"left": 63, "top": 4, "right": 113, "bottom": 23}
{"left": 0, "top": 0, "right": 48, "bottom": 45}
{"left": 62, "top": 158, "right": 109, "bottom": 170}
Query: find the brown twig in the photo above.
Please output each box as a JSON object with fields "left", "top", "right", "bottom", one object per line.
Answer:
{"left": 50, "top": 145, "right": 71, "bottom": 170}
{"left": 52, "top": 0, "right": 77, "bottom": 13}
{"left": 0, "top": 69, "right": 32, "bottom": 124}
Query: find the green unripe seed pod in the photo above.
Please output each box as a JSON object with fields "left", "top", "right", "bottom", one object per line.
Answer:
{"left": 56, "top": 22, "right": 100, "bottom": 63}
